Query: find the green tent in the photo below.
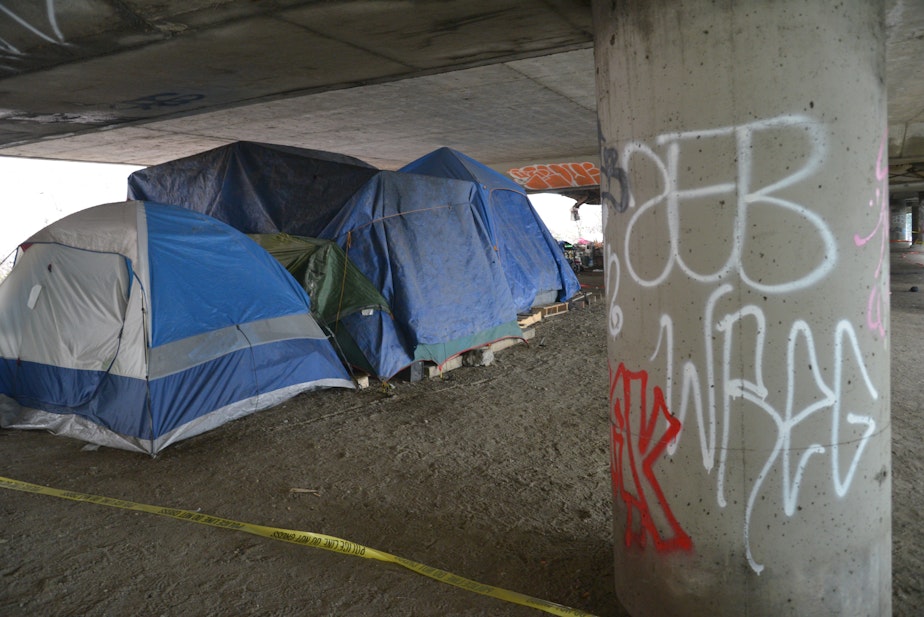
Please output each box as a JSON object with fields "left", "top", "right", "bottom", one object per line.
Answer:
{"left": 250, "top": 233, "right": 390, "bottom": 375}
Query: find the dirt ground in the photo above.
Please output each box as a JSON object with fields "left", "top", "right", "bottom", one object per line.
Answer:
{"left": 1, "top": 257, "right": 921, "bottom": 617}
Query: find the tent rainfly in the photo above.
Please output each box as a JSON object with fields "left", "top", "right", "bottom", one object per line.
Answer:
{"left": 249, "top": 233, "right": 391, "bottom": 376}
{"left": 0, "top": 202, "right": 354, "bottom": 454}
{"left": 400, "top": 147, "right": 580, "bottom": 313}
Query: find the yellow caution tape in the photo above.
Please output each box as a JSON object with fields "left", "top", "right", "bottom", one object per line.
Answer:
{"left": 0, "top": 475, "right": 598, "bottom": 617}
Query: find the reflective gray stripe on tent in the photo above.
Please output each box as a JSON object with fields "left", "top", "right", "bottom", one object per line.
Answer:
{"left": 148, "top": 312, "right": 328, "bottom": 379}
{"left": 1, "top": 376, "right": 353, "bottom": 455}
{"left": 0, "top": 393, "right": 149, "bottom": 453}
{"left": 148, "top": 378, "right": 352, "bottom": 453}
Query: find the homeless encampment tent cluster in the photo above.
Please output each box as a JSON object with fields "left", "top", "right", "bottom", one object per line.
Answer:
{"left": 0, "top": 142, "right": 579, "bottom": 454}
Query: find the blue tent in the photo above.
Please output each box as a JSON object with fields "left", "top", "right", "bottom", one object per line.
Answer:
{"left": 127, "top": 141, "right": 379, "bottom": 238}
{"left": 0, "top": 202, "right": 354, "bottom": 454}
{"left": 319, "top": 172, "right": 524, "bottom": 380}
{"left": 400, "top": 147, "right": 580, "bottom": 313}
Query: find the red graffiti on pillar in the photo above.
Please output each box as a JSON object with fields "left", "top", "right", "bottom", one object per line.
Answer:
{"left": 609, "top": 362, "right": 692, "bottom": 552}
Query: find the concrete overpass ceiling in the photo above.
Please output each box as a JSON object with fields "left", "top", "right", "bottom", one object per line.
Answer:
{"left": 0, "top": 0, "right": 597, "bottom": 171}
{"left": 0, "top": 0, "right": 921, "bottom": 191}
{"left": 135, "top": 53, "right": 599, "bottom": 170}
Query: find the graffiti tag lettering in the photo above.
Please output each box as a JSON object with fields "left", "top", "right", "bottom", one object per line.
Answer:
{"left": 620, "top": 115, "right": 836, "bottom": 293}
{"left": 113, "top": 92, "right": 205, "bottom": 111}
{"left": 609, "top": 361, "right": 692, "bottom": 552}
{"left": 648, "top": 288, "right": 877, "bottom": 573}
{"left": 0, "top": 1, "right": 68, "bottom": 71}
{"left": 606, "top": 113, "right": 880, "bottom": 575}
{"left": 853, "top": 135, "right": 889, "bottom": 339}
{"left": 599, "top": 121, "right": 629, "bottom": 213}
{"left": 507, "top": 162, "right": 600, "bottom": 191}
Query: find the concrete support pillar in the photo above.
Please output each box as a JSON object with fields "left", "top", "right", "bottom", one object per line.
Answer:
{"left": 913, "top": 193, "right": 924, "bottom": 245}
{"left": 592, "top": 1, "right": 890, "bottom": 615}
{"left": 890, "top": 200, "right": 910, "bottom": 244}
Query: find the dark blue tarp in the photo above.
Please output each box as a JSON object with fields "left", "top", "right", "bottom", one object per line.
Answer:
{"left": 127, "top": 142, "right": 379, "bottom": 238}
{"left": 400, "top": 147, "right": 580, "bottom": 313}
{"left": 319, "top": 171, "right": 523, "bottom": 380}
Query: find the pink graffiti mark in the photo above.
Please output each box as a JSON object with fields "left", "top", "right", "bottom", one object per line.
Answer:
{"left": 507, "top": 162, "right": 600, "bottom": 191}
{"left": 853, "top": 135, "right": 889, "bottom": 339}
{"left": 609, "top": 361, "right": 692, "bottom": 552}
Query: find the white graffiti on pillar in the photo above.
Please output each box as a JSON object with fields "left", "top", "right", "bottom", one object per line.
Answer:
{"left": 646, "top": 288, "right": 878, "bottom": 573}
{"left": 0, "top": 1, "right": 68, "bottom": 71}
{"left": 605, "top": 231, "right": 623, "bottom": 337}
{"left": 620, "top": 115, "right": 837, "bottom": 292}
{"left": 606, "top": 114, "right": 879, "bottom": 574}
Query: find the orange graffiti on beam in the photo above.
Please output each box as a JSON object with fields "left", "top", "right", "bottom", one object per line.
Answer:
{"left": 507, "top": 162, "right": 601, "bottom": 191}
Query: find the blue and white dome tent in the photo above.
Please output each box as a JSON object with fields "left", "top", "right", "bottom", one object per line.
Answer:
{"left": 0, "top": 201, "right": 354, "bottom": 454}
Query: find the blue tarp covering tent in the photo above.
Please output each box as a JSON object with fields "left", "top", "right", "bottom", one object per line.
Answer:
{"left": 0, "top": 202, "right": 354, "bottom": 454}
{"left": 319, "top": 171, "right": 524, "bottom": 380}
{"left": 400, "top": 147, "right": 580, "bottom": 313}
{"left": 125, "top": 142, "right": 528, "bottom": 381}
{"left": 126, "top": 141, "right": 379, "bottom": 237}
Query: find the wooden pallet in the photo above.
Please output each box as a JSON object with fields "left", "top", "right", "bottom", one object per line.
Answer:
{"left": 539, "top": 301, "right": 569, "bottom": 318}
{"left": 517, "top": 309, "right": 543, "bottom": 328}
{"left": 518, "top": 292, "right": 600, "bottom": 327}
{"left": 426, "top": 328, "right": 535, "bottom": 379}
